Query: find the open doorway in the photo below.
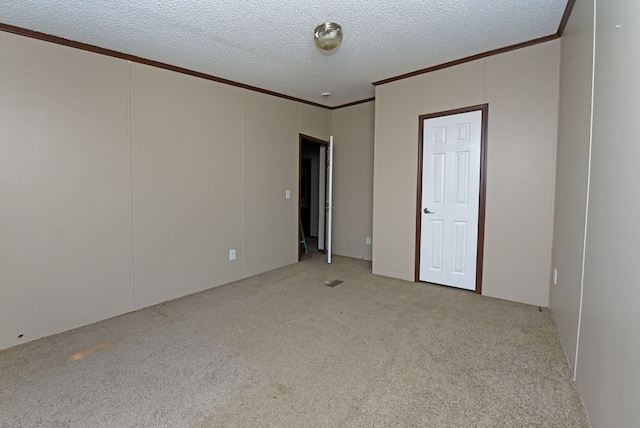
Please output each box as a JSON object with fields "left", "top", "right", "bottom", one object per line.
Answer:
{"left": 299, "top": 134, "right": 329, "bottom": 260}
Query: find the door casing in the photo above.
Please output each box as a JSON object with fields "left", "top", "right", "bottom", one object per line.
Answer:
{"left": 415, "top": 104, "right": 489, "bottom": 294}
{"left": 298, "top": 134, "right": 329, "bottom": 261}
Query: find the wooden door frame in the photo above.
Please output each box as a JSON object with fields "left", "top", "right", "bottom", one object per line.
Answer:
{"left": 298, "top": 134, "right": 329, "bottom": 261}
{"left": 414, "top": 104, "right": 489, "bottom": 294}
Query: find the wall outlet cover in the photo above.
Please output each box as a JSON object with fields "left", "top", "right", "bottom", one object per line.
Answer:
{"left": 229, "top": 249, "right": 236, "bottom": 261}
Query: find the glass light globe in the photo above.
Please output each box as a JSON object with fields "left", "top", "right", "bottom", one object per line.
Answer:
{"left": 314, "top": 23, "right": 343, "bottom": 51}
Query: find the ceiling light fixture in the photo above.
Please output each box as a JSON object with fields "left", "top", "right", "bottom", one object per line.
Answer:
{"left": 314, "top": 23, "right": 343, "bottom": 51}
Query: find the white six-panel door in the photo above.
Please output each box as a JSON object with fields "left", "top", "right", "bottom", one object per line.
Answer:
{"left": 419, "top": 110, "right": 482, "bottom": 290}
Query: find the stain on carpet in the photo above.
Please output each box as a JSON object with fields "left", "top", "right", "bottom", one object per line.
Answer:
{"left": 0, "top": 323, "right": 258, "bottom": 428}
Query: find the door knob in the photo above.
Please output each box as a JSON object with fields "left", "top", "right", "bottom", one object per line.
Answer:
{"left": 424, "top": 208, "right": 434, "bottom": 214}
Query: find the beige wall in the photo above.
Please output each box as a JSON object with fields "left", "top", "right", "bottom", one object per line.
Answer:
{"left": 373, "top": 41, "right": 560, "bottom": 306}
{"left": 372, "top": 78, "right": 422, "bottom": 280}
{"left": 549, "top": 0, "right": 594, "bottom": 374}
{"left": 570, "top": 1, "right": 640, "bottom": 425}
{"left": 0, "top": 32, "right": 134, "bottom": 348}
{"left": 331, "top": 102, "right": 375, "bottom": 260}
{"left": 482, "top": 43, "right": 560, "bottom": 305}
{"left": 0, "top": 31, "right": 331, "bottom": 350}
{"left": 301, "top": 104, "right": 331, "bottom": 142}
{"left": 243, "top": 91, "right": 300, "bottom": 277}
{"left": 553, "top": 1, "right": 640, "bottom": 425}
{"left": 130, "top": 64, "right": 245, "bottom": 309}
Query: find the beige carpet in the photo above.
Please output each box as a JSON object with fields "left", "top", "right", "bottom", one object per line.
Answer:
{"left": 0, "top": 253, "right": 589, "bottom": 427}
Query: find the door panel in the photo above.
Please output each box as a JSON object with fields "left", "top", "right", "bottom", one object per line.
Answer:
{"left": 419, "top": 110, "right": 482, "bottom": 290}
{"left": 452, "top": 221, "right": 468, "bottom": 273}
{"left": 433, "top": 153, "right": 445, "bottom": 203}
{"left": 455, "top": 151, "right": 470, "bottom": 204}
{"left": 430, "top": 220, "right": 444, "bottom": 270}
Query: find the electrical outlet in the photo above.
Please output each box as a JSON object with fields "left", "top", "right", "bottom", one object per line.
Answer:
{"left": 285, "top": 190, "right": 291, "bottom": 199}
{"left": 229, "top": 249, "right": 236, "bottom": 261}
{"left": 553, "top": 268, "right": 558, "bottom": 285}
{"left": 366, "top": 236, "right": 372, "bottom": 245}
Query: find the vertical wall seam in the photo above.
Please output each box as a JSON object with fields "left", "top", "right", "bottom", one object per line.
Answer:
{"left": 241, "top": 90, "right": 246, "bottom": 279}
{"left": 127, "top": 61, "right": 136, "bottom": 310}
{"left": 574, "top": 0, "right": 597, "bottom": 381}
{"left": 547, "top": 42, "right": 562, "bottom": 308}
{"left": 299, "top": 103, "right": 302, "bottom": 261}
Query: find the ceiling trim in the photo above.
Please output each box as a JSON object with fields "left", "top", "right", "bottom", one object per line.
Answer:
{"left": 0, "top": 22, "right": 332, "bottom": 110}
{"left": 557, "top": 0, "right": 577, "bottom": 36}
{"left": 374, "top": 0, "right": 576, "bottom": 87}
{"left": 1, "top": 1, "right": 576, "bottom": 110}
{"left": 372, "top": 34, "right": 558, "bottom": 86}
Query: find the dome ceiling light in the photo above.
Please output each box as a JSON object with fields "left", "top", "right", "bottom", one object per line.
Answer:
{"left": 314, "top": 23, "right": 343, "bottom": 51}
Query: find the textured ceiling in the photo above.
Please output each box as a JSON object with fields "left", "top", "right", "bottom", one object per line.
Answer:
{"left": 0, "top": 0, "right": 569, "bottom": 107}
